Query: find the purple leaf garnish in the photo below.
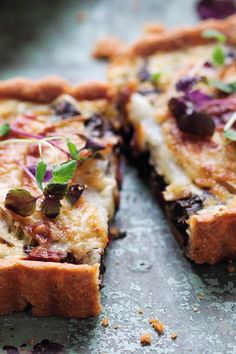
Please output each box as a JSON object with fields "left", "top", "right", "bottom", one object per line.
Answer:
{"left": 168, "top": 97, "right": 215, "bottom": 137}
{"left": 78, "top": 134, "right": 105, "bottom": 152}
{"left": 41, "top": 195, "right": 62, "bottom": 218}
{"left": 53, "top": 101, "right": 80, "bottom": 119}
{"left": 138, "top": 66, "right": 151, "bottom": 82}
{"left": 196, "top": 0, "right": 236, "bottom": 20}
{"left": 5, "top": 189, "right": 37, "bottom": 217}
{"left": 43, "top": 183, "right": 67, "bottom": 199}
{"left": 185, "top": 90, "right": 212, "bottom": 106}
{"left": 28, "top": 165, "right": 52, "bottom": 182}
{"left": 176, "top": 77, "right": 198, "bottom": 92}
{"left": 168, "top": 97, "right": 188, "bottom": 118}
{"left": 66, "top": 184, "right": 86, "bottom": 206}
{"left": 178, "top": 111, "right": 215, "bottom": 136}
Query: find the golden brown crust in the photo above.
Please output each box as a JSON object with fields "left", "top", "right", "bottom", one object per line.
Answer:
{"left": 0, "top": 77, "right": 111, "bottom": 103}
{"left": 131, "top": 14, "right": 236, "bottom": 56}
{"left": 92, "top": 36, "right": 128, "bottom": 60}
{"left": 188, "top": 208, "right": 236, "bottom": 265}
{"left": 0, "top": 259, "right": 101, "bottom": 317}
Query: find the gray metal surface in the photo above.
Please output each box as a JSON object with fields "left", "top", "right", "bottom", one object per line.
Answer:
{"left": 0, "top": 0, "right": 235, "bottom": 353}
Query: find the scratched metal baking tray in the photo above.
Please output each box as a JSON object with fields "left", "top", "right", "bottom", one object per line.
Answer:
{"left": 0, "top": 0, "right": 235, "bottom": 353}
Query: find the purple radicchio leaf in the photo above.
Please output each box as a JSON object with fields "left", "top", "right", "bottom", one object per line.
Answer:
{"left": 138, "top": 66, "right": 151, "bottom": 82}
{"left": 78, "top": 134, "right": 105, "bottom": 152}
{"left": 28, "top": 165, "right": 52, "bottom": 182}
{"left": 185, "top": 90, "right": 212, "bottom": 106}
{"left": 53, "top": 101, "right": 81, "bottom": 119}
{"left": 176, "top": 76, "right": 198, "bottom": 92}
{"left": 196, "top": 0, "right": 236, "bottom": 20}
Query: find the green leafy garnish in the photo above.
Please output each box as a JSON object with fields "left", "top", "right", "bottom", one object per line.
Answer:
{"left": 208, "top": 79, "right": 236, "bottom": 93}
{"left": 202, "top": 29, "right": 226, "bottom": 44}
{"left": 36, "top": 161, "right": 47, "bottom": 190}
{"left": 212, "top": 46, "right": 225, "bottom": 66}
{"left": 67, "top": 139, "right": 79, "bottom": 160}
{"left": 151, "top": 72, "right": 162, "bottom": 84}
{"left": 5, "top": 189, "right": 37, "bottom": 217}
{"left": 224, "top": 113, "right": 236, "bottom": 141}
{"left": 52, "top": 160, "right": 77, "bottom": 184}
{"left": 0, "top": 123, "right": 10, "bottom": 137}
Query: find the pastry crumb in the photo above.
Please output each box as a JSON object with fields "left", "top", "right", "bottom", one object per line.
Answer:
{"left": 171, "top": 332, "right": 177, "bottom": 340}
{"left": 227, "top": 260, "right": 235, "bottom": 273}
{"left": 140, "top": 333, "right": 152, "bottom": 346}
{"left": 137, "top": 308, "right": 144, "bottom": 315}
{"left": 112, "top": 323, "right": 120, "bottom": 330}
{"left": 101, "top": 317, "right": 109, "bottom": 327}
{"left": 149, "top": 318, "right": 164, "bottom": 334}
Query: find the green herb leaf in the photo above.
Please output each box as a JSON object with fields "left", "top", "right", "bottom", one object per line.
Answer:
{"left": 0, "top": 123, "right": 10, "bottom": 137}
{"left": 208, "top": 79, "right": 236, "bottom": 93}
{"left": 36, "top": 161, "right": 47, "bottom": 190}
{"left": 202, "top": 29, "right": 226, "bottom": 44}
{"left": 41, "top": 195, "right": 62, "bottom": 218}
{"left": 212, "top": 46, "right": 225, "bottom": 66}
{"left": 43, "top": 183, "right": 67, "bottom": 199}
{"left": 223, "top": 113, "right": 236, "bottom": 141}
{"left": 4, "top": 189, "right": 37, "bottom": 217}
{"left": 66, "top": 184, "right": 86, "bottom": 206}
{"left": 151, "top": 72, "right": 162, "bottom": 84}
{"left": 67, "top": 139, "right": 79, "bottom": 160}
{"left": 52, "top": 160, "right": 77, "bottom": 184}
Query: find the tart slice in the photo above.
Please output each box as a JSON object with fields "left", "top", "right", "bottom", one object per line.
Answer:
{"left": 108, "top": 15, "right": 236, "bottom": 264}
{"left": 0, "top": 77, "right": 121, "bottom": 317}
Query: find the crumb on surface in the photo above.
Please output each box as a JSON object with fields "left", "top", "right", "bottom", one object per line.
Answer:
{"left": 140, "top": 333, "right": 152, "bottom": 346}
{"left": 142, "top": 22, "right": 166, "bottom": 35}
{"left": 227, "top": 260, "right": 235, "bottom": 273}
{"left": 109, "top": 225, "right": 127, "bottom": 240}
{"left": 171, "top": 332, "right": 177, "bottom": 340}
{"left": 76, "top": 11, "right": 86, "bottom": 22}
{"left": 101, "top": 317, "right": 109, "bottom": 327}
{"left": 112, "top": 324, "right": 120, "bottom": 330}
{"left": 149, "top": 318, "right": 164, "bottom": 334}
{"left": 137, "top": 308, "right": 144, "bottom": 315}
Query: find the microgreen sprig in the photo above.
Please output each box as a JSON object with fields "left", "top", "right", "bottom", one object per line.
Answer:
{"left": 202, "top": 29, "right": 226, "bottom": 66}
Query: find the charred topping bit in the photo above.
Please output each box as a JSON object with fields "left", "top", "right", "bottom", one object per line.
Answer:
{"left": 137, "top": 88, "right": 161, "bottom": 96}
{"left": 78, "top": 133, "right": 105, "bottom": 152}
{"left": 53, "top": 101, "right": 81, "bottom": 119}
{"left": 168, "top": 97, "right": 215, "bottom": 137}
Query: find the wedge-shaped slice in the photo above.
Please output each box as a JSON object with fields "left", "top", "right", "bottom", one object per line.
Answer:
{"left": 108, "top": 15, "right": 236, "bottom": 264}
{"left": 0, "top": 77, "right": 121, "bottom": 317}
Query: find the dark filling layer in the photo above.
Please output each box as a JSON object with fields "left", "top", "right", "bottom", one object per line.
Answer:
{"left": 124, "top": 129, "right": 204, "bottom": 249}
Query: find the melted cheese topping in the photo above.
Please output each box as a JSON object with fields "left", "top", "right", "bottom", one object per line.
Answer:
{"left": 0, "top": 97, "right": 118, "bottom": 264}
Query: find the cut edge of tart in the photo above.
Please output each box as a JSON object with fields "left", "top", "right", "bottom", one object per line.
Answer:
{"left": 0, "top": 76, "right": 121, "bottom": 317}
{"left": 108, "top": 14, "right": 236, "bottom": 265}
